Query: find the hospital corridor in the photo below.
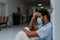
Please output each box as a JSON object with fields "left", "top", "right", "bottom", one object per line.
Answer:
{"left": 0, "top": 0, "right": 60, "bottom": 40}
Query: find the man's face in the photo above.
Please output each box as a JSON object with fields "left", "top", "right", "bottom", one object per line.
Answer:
{"left": 36, "top": 12, "right": 45, "bottom": 24}
{"left": 37, "top": 12, "right": 43, "bottom": 19}
{"left": 37, "top": 12, "right": 48, "bottom": 24}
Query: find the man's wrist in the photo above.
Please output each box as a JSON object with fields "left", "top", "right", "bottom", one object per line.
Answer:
{"left": 32, "top": 16, "right": 36, "bottom": 21}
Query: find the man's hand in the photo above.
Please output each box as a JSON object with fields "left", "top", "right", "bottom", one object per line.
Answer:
{"left": 23, "top": 28, "right": 31, "bottom": 38}
{"left": 23, "top": 28, "right": 28, "bottom": 32}
{"left": 32, "top": 12, "right": 39, "bottom": 19}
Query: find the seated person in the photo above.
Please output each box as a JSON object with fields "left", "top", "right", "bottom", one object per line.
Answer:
{"left": 15, "top": 9, "right": 52, "bottom": 40}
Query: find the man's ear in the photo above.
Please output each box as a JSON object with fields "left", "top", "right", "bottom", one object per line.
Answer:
{"left": 44, "top": 15, "right": 47, "bottom": 20}
{"left": 44, "top": 15, "right": 47, "bottom": 18}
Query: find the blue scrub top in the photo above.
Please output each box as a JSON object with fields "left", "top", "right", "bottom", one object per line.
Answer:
{"left": 36, "top": 22, "right": 53, "bottom": 40}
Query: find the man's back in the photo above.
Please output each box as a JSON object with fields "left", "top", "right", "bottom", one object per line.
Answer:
{"left": 36, "top": 22, "right": 52, "bottom": 40}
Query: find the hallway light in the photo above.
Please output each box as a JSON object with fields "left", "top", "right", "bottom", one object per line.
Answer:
{"left": 40, "top": 6, "right": 44, "bottom": 8}
{"left": 38, "top": 4, "right": 42, "bottom": 6}
{"left": 48, "top": 10, "right": 51, "bottom": 12}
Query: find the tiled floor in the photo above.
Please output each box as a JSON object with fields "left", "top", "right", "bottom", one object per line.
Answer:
{"left": 0, "top": 24, "right": 29, "bottom": 40}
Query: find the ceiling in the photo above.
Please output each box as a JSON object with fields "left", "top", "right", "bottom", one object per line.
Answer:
{"left": 22, "top": 0, "right": 50, "bottom": 6}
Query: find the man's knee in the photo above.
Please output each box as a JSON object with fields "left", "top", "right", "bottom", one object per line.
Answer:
{"left": 16, "top": 31, "right": 25, "bottom": 39}
{"left": 17, "top": 31, "right": 25, "bottom": 35}
{"left": 15, "top": 31, "right": 24, "bottom": 40}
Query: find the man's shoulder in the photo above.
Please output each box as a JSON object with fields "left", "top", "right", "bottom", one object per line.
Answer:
{"left": 48, "top": 22, "right": 52, "bottom": 25}
{"left": 44, "top": 22, "right": 52, "bottom": 27}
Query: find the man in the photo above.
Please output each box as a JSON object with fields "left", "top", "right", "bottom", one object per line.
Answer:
{"left": 15, "top": 9, "right": 52, "bottom": 40}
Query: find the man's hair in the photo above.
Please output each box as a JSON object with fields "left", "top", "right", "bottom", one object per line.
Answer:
{"left": 38, "top": 9, "right": 50, "bottom": 22}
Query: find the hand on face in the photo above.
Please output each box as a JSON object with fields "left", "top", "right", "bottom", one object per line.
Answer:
{"left": 32, "top": 12, "right": 39, "bottom": 19}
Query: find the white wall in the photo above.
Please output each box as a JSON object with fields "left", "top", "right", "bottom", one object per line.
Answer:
{"left": 54, "top": 0, "right": 60, "bottom": 40}
{"left": 0, "top": 0, "right": 27, "bottom": 25}
{"left": 0, "top": 2, "right": 6, "bottom": 16}
{"left": 51, "top": 0, "right": 60, "bottom": 40}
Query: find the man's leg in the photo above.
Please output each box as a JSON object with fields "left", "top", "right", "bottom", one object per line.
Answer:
{"left": 15, "top": 31, "right": 30, "bottom": 40}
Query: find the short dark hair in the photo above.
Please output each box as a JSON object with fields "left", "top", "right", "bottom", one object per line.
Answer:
{"left": 38, "top": 9, "right": 50, "bottom": 22}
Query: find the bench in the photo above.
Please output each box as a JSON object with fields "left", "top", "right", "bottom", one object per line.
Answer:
{"left": 0, "top": 16, "right": 9, "bottom": 30}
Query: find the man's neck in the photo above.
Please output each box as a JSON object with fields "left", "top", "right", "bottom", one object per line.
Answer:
{"left": 44, "top": 20, "right": 49, "bottom": 25}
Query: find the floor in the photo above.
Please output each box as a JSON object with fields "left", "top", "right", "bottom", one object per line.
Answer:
{"left": 0, "top": 23, "right": 29, "bottom": 40}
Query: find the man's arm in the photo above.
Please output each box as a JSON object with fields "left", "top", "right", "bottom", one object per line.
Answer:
{"left": 29, "top": 13, "right": 38, "bottom": 31}
{"left": 29, "top": 16, "right": 35, "bottom": 31}
{"left": 33, "top": 25, "right": 38, "bottom": 31}
{"left": 23, "top": 29, "right": 39, "bottom": 38}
